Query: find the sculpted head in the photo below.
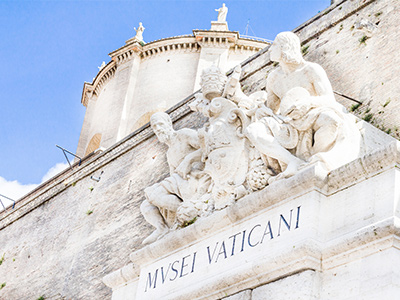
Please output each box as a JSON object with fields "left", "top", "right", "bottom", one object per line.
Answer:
{"left": 150, "top": 112, "right": 174, "bottom": 143}
{"left": 270, "top": 32, "right": 304, "bottom": 65}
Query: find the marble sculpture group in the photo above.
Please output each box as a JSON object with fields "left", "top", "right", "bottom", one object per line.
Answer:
{"left": 140, "top": 31, "right": 362, "bottom": 244}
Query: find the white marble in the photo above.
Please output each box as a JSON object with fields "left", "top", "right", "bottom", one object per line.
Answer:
{"left": 141, "top": 112, "right": 210, "bottom": 244}
{"left": 252, "top": 270, "right": 320, "bottom": 300}
{"left": 140, "top": 32, "right": 366, "bottom": 242}
{"left": 134, "top": 22, "right": 145, "bottom": 42}
{"left": 246, "top": 32, "right": 361, "bottom": 181}
{"left": 104, "top": 30, "right": 400, "bottom": 300}
{"left": 215, "top": 3, "right": 228, "bottom": 22}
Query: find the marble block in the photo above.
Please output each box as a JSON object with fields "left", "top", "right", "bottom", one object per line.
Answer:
{"left": 211, "top": 21, "right": 229, "bottom": 31}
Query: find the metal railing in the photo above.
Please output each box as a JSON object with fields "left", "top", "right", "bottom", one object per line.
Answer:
{"left": 56, "top": 145, "right": 82, "bottom": 170}
{"left": 0, "top": 194, "right": 16, "bottom": 211}
{"left": 333, "top": 91, "right": 362, "bottom": 104}
{"left": 240, "top": 35, "right": 273, "bottom": 43}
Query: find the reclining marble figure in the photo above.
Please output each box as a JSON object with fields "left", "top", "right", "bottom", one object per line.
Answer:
{"left": 245, "top": 31, "right": 361, "bottom": 180}
{"left": 140, "top": 112, "right": 209, "bottom": 244}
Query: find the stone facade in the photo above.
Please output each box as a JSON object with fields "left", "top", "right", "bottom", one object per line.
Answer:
{"left": 104, "top": 132, "right": 399, "bottom": 299}
{"left": 0, "top": 0, "right": 399, "bottom": 299}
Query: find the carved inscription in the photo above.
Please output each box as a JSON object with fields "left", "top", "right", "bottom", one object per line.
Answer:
{"left": 143, "top": 206, "right": 301, "bottom": 293}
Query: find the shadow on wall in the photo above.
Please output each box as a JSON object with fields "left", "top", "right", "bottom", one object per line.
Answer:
{"left": 131, "top": 110, "right": 166, "bottom": 134}
{"left": 85, "top": 133, "right": 102, "bottom": 156}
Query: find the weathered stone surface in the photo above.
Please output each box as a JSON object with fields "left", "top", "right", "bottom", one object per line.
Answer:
{"left": 222, "top": 290, "right": 251, "bottom": 300}
{"left": 0, "top": 101, "right": 210, "bottom": 299}
{"left": 252, "top": 270, "right": 320, "bottom": 300}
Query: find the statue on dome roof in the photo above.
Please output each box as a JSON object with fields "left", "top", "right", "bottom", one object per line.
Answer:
{"left": 215, "top": 3, "right": 228, "bottom": 22}
{"left": 134, "top": 22, "right": 145, "bottom": 42}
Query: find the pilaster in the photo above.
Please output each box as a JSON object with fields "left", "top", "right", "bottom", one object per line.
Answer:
{"left": 116, "top": 51, "right": 142, "bottom": 140}
{"left": 193, "top": 29, "right": 239, "bottom": 91}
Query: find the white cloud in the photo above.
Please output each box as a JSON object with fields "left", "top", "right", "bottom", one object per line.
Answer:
{"left": 0, "top": 162, "right": 69, "bottom": 211}
{"left": 41, "top": 162, "right": 69, "bottom": 183}
{"left": 0, "top": 177, "right": 37, "bottom": 210}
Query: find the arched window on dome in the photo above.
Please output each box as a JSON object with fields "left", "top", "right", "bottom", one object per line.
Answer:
{"left": 85, "top": 133, "right": 102, "bottom": 156}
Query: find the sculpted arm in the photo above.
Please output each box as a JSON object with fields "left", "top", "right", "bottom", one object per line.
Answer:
{"left": 266, "top": 72, "right": 281, "bottom": 113}
{"left": 307, "top": 63, "right": 336, "bottom": 106}
{"left": 175, "top": 149, "right": 202, "bottom": 179}
{"left": 182, "top": 128, "right": 201, "bottom": 149}
{"left": 173, "top": 128, "right": 202, "bottom": 178}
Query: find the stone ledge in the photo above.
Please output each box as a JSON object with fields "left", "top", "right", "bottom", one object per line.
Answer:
{"left": 103, "top": 263, "right": 139, "bottom": 289}
{"left": 323, "top": 140, "right": 400, "bottom": 194}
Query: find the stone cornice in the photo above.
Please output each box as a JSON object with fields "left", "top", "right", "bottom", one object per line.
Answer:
{"left": 80, "top": 30, "right": 268, "bottom": 106}
{"left": 193, "top": 29, "right": 238, "bottom": 48}
{"left": 141, "top": 37, "right": 201, "bottom": 59}
{"left": 109, "top": 41, "right": 143, "bottom": 60}
{"left": 81, "top": 61, "right": 117, "bottom": 107}
{"left": 193, "top": 29, "right": 240, "bottom": 39}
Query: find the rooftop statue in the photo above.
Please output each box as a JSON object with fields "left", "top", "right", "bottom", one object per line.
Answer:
{"left": 215, "top": 3, "right": 228, "bottom": 22}
{"left": 141, "top": 32, "right": 362, "bottom": 243}
{"left": 98, "top": 61, "right": 106, "bottom": 71}
{"left": 134, "top": 22, "right": 145, "bottom": 42}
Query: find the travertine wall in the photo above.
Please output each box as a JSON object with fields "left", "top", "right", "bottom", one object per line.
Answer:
{"left": 0, "top": 107, "right": 206, "bottom": 299}
{"left": 0, "top": 0, "right": 399, "bottom": 299}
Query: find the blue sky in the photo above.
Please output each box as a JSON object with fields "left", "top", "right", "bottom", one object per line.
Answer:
{"left": 0, "top": 0, "right": 330, "bottom": 199}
